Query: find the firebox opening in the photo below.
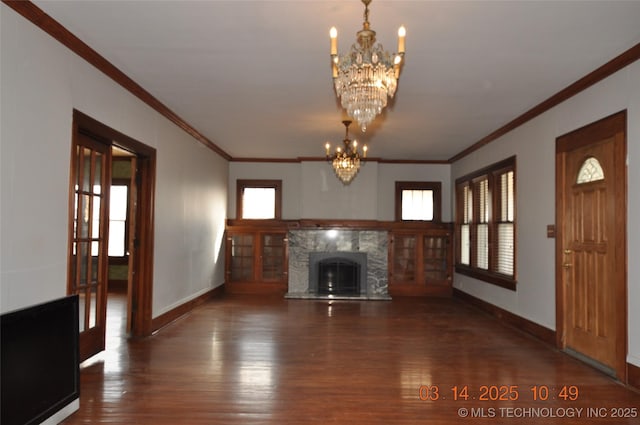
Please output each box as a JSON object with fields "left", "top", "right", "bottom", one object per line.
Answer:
{"left": 307, "top": 251, "right": 368, "bottom": 298}
{"left": 318, "top": 258, "right": 360, "bottom": 296}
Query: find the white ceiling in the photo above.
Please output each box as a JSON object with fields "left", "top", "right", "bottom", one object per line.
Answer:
{"left": 32, "top": 0, "right": 640, "bottom": 161}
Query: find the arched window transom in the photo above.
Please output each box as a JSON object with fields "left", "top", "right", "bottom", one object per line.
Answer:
{"left": 576, "top": 157, "right": 604, "bottom": 184}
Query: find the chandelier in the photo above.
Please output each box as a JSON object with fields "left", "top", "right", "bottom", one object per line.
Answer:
{"left": 330, "top": 0, "right": 406, "bottom": 132}
{"left": 324, "top": 120, "right": 368, "bottom": 185}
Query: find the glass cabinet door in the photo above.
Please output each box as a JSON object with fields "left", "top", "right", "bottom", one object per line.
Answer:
{"left": 230, "top": 234, "right": 254, "bottom": 282}
{"left": 393, "top": 235, "right": 417, "bottom": 283}
{"left": 423, "top": 235, "right": 448, "bottom": 283}
{"left": 261, "top": 233, "right": 286, "bottom": 281}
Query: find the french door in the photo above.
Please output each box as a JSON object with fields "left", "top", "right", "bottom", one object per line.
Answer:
{"left": 68, "top": 131, "right": 112, "bottom": 362}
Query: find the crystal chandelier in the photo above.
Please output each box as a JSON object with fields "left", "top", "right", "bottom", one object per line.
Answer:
{"left": 324, "top": 120, "right": 368, "bottom": 185}
{"left": 330, "top": 0, "right": 406, "bottom": 132}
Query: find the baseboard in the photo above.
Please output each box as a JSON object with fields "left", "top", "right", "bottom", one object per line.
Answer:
{"left": 453, "top": 288, "right": 556, "bottom": 346}
{"left": 151, "top": 284, "right": 225, "bottom": 333}
{"left": 629, "top": 362, "right": 640, "bottom": 391}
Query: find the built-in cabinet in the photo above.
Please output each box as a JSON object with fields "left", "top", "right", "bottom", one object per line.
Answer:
{"left": 225, "top": 226, "right": 288, "bottom": 294}
{"left": 388, "top": 224, "right": 453, "bottom": 296}
{"left": 225, "top": 221, "right": 452, "bottom": 296}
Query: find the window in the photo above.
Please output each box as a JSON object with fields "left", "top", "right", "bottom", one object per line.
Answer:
{"left": 496, "top": 169, "right": 515, "bottom": 276}
{"left": 459, "top": 184, "right": 472, "bottom": 265}
{"left": 395, "top": 182, "right": 442, "bottom": 222}
{"left": 455, "top": 156, "right": 516, "bottom": 289}
{"left": 108, "top": 184, "right": 129, "bottom": 257}
{"left": 237, "top": 180, "right": 282, "bottom": 220}
{"left": 476, "top": 178, "right": 489, "bottom": 270}
{"left": 576, "top": 157, "right": 604, "bottom": 183}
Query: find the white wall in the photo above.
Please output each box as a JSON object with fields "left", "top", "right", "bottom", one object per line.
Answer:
{"left": 451, "top": 60, "right": 640, "bottom": 368}
{"left": 228, "top": 161, "right": 452, "bottom": 221}
{"left": 300, "top": 161, "right": 379, "bottom": 220}
{"left": 0, "top": 5, "right": 228, "bottom": 316}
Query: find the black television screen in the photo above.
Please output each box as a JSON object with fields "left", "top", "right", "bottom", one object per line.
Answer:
{"left": 1, "top": 295, "right": 80, "bottom": 425}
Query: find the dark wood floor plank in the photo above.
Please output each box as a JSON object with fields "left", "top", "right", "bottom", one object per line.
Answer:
{"left": 63, "top": 295, "right": 640, "bottom": 424}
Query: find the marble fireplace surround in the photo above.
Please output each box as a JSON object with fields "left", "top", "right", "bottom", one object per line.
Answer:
{"left": 285, "top": 228, "right": 391, "bottom": 300}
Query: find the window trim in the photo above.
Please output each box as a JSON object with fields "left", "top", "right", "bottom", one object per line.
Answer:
{"left": 455, "top": 156, "right": 517, "bottom": 290}
{"left": 236, "top": 179, "right": 282, "bottom": 220}
{"left": 395, "top": 181, "right": 442, "bottom": 222}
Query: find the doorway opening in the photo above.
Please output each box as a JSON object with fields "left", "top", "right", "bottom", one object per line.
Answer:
{"left": 69, "top": 110, "right": 156, "bottom": 362}
{"left": 106, "top": 148, "right": 135, "bottom": 344}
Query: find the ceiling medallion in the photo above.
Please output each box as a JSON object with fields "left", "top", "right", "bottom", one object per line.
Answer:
{"left": 324, "top": 120, "right": 368, "bottom": 185}
{"left": 330, "top": 0, "right": 406, "bottom": 132}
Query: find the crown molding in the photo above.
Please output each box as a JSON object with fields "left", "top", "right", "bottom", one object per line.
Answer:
{"left": 377, "top": 158, "right": 450, "bottom": 164}
{"left": 449, "top": 42, "right": 640, "bottom": 163}
{"left": 6, "top": 1, "right": 638, "bottom": 165}
{"left": 231, "top": 157, "right": 305, "bottom": 163}
{"left": 2, "top": 0, "right": 232, "bottom": 161}
{"left": 231, "top": 156, "right": 450, "bottom": 164}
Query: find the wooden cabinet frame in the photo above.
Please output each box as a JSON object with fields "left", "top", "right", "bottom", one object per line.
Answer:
{"left": 388, "top": 223, "right": 453, "bottom": 297}
{"left": 225, "top": 222, "right": 289, "bottom": 295}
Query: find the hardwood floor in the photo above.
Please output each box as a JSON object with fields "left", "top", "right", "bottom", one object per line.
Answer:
{"left": 64, "top": 295, "right": 639, "bottom": 424}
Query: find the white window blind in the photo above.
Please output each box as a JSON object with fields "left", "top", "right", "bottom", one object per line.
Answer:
{"left": 496, "top": 171, "right": 514, "bottom": 275}
{"left": 460, "top": 185, "right": 472, "bottom": 265}
{"left": 497, "top": 224, "right": 514, "bottom": 275}
{"left": 476, "top": 179, "right": 489, "bottom": 269}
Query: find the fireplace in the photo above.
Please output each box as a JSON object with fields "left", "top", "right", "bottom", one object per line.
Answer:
{"left": 318, "top": 258, "right": 360, "bottom": 296}
{"left": 286, "top": 229, "right": 390, "bottom": 300}
{"left": 309, "top": 252, "right": 367, "bottom": 298}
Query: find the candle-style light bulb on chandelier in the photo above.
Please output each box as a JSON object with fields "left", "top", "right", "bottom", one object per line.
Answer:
{"left": 324, "top": 120, "right": 368, "bottom": 185}
{"left": 330, "top": 0, "right": 406, "bottom": 132}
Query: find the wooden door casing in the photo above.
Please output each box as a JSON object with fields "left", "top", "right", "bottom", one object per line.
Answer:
{"left": 70, "top": 110, "right": 157, "bottom": 354}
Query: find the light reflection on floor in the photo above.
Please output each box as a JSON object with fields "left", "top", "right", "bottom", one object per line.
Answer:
{"left": 80, "top": 292, "right": 127, "bottom": 374}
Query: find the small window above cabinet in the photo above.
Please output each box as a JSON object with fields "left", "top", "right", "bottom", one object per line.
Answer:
{"left": 395, "top": 181, "right": 442, "bottom": 222}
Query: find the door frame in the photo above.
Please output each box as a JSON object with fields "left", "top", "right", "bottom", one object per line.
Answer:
{"left": 71, "top": 110, "right": 156, "bottom": 340}
{"left": 555, "top": 110, "right": 627, "bottom": 381}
